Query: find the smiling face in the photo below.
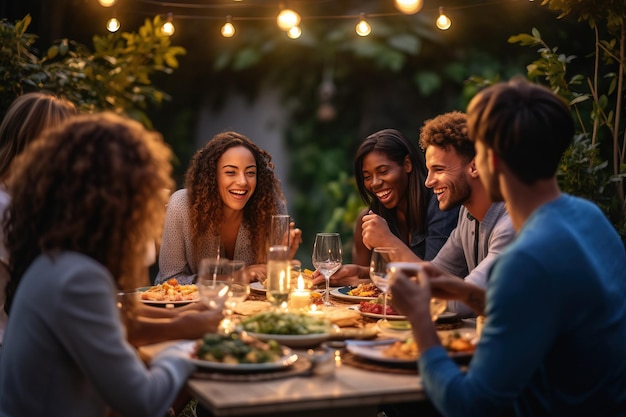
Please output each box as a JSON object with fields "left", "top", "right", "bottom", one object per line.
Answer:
{"left": 424, "top": 145, "right": 472, "bottom": 211}
{"left": 361, "top": 150, "right": 411, "bottom": 209}
{"left": 217, "top": 145, "right": 257, "bottom": 213}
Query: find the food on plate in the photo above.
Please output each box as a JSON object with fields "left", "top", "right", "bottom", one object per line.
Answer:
{"left": 140, "top": 278, "right": 198, "bottom": 302}
{"left": 324, "top": 308, "right": 362, "bottom": 327}
{"left": 382, "top": 338, "right": 419, "bottom": 360}
{"left": 192, "top": 332, "right": 282, "bottom": 364}
{"left": 234, "top": 301, "right": 272, "bottom": 316}
{"left": 310, "top": 291, "right": 323, "bottom": 305}
{"left": 347, "top": 283, "right": 381, "bottom": 298}
{"left": 441, "top": 331, "right": 477, "bottom": 353}
{"left": 359, "top": 297, "right": 400, "bottom": 316}
{"left": 241, "top": 311, "right": 330, "bottom": 335}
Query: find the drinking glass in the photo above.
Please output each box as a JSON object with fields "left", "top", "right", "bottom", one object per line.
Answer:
{"left": 369, "top": 247, "right": 396, "bottom": 322}
{"left": 222, "top": 260, "right": 250, "bottom": 333}
{"left": 386, "top": 262, "right": 448, "bottom": 320}
{"left": 197, "top": 257, "right": 231, "bottom": 310}
{"left": 266, "top": 245, "right": 291, "bottom": 308}
{"left": 270, "top": 214, "right": 291, "bottom": 249}
{"left": 312, "top": 232, "right": 342, "bottom": 307}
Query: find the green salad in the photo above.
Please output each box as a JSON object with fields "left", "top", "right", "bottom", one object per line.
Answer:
{"left": 193, "top": 332, "right": 282, "bottom": 364}
{"left": 241, "top": 311, "right": 330, "bottom": 335}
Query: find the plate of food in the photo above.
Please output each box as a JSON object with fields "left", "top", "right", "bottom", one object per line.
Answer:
{"left": 345, "top": 339, "right": 415, "bottom": 364}
{"left": 180, "top": 333, "right": 298, "bottom": 371}
{"left": 137, "top": 278, "right": 199, "bottom": 305}
{"left": 251, "top": 268, "right": 316, "bottom": 293}
{"left": 352, "top": 300, "right": 407, "bottom": 320}
{"left": 329, "top": 283, "right": 381, "bottom": 301}
{"left": 240, "top": 311, "right": 332, "bottom": 348}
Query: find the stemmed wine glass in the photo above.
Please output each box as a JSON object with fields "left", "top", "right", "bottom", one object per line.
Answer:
{"left": 369, "top": 247, "right": 396, "bottom": 322}
{"left": 197, "top": 257, "right": 230, "bottom": 315}
{"left": 312, "top": 232, "right": 342, "bottom": 307}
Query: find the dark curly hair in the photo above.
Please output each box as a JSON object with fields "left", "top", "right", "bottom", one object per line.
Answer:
{"left": 185, "top": 131, "right": 285, "bottom": 264}
{"left": 354, "top": 128, "right": 430, "bottom": 235}
{"left": 3, "top": 113, "right": 174, "bottom": 315}
{"left": 419, "top": 111, "right": 474, "bottom": 164}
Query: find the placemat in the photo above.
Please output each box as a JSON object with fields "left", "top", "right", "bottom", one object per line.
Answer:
{"left": 190, "top": 356, "right": 312, "bottom": 382}
{"left": 342, "top": 352, "right": 418, "bottom": 375}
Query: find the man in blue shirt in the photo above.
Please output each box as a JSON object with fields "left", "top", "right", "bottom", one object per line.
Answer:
{"left": 390, "top": 78, "right": 626, "bottom": 416}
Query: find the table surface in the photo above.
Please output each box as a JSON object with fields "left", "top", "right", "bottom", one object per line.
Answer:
{"left": 139, "top": 289, "right": 475, "bottom": 417}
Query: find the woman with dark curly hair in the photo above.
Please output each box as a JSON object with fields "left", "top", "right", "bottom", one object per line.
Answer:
{"left": 313, "top": 129, "right": 459, "bottom": 286}
{"left": 0, "top": 112, "right": 199, "bottom": 417}
{"left": 156, "top": 131, "right": 301, "bottom": 284}
{"left": 0, "top": 92, "right": 77, "bottom": 345}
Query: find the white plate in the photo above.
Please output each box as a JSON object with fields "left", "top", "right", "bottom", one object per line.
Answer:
{"left": 329, "top": 286, "right": 377, "bottom": 301}
{"left": 243, "top": 332, "right": 330, "bottom": 348}
{"left": 346, "top": 340, "right": 415, "bottom": 364}
{"left": 136, "top": 286, "right": 199, "bottom": 306}
{"left": 178, "top": 340, "right": 298, "bottom": 371}
{"left": 249, "top": 281, "right": 266, "bottom": 293}
{"left": 348, "top": 305, "right": 406, "bottom": 321}
{"left": 436, "top": 311, "right": 459, "bottom": 320}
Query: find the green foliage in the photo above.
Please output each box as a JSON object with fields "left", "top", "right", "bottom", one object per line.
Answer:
{"left": 507, "top": 2, "right": 626, "bottom": 240}
{"left": 0, "top": 15, "right": 186, "bottom": 127}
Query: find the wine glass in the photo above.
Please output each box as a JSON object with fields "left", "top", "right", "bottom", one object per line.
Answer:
{"left": 369, "top": 247, "right": 396, "bottom": 322}
{"left": 222, "top": 260, "right": 250, "bottom": 333}
{"left": 312, "top": 232, "right": 342, "bottom": 307}
{"left": 387, "top": 262, "right": 448, "bottom": 320}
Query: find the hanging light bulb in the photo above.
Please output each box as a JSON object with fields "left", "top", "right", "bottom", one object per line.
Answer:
{"left": 106, "top": 16, "right": 120, "bottom": 32}
{"left": 436, "top": 7, "right": 451, "bottom": 30}
{"left": 97, "top": 0, "right": 117, "bottom": 7}
{"left": 276, "top": 7, "right": 301, "bottom": 31}
{"left": 161, "top": 13, "right": 175, "bottom": 36}
{"left": 221, "top": 16, "right": 235, "bottom": 37}
{"left": 356, "top": 13, "right": 371, "bottom": 37}
{"left": 394, "top": 0, "right": 423, "bottom": 15}
{"left": 287, "top": 25, "right": 301, "bottom": 39}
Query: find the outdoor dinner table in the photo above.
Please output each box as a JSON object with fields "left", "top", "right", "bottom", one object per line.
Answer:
{"left": 138, "top": 287, "right": 477, "bottom": 417}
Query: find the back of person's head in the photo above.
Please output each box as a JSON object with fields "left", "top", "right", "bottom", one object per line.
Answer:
{"left": 0, "top": 92, "right": 77, "bottom": 181}
{"left": 354, "top": 128, "right": 427, "bottom": 205}
{"left": 419, "top": 111, "right": 474, "bottom": 164}
{"left": 4, "top": 112, "right": 173, "bottom": 314}
{"left": 467, "top": 77, "right": 575, "bottom": 185}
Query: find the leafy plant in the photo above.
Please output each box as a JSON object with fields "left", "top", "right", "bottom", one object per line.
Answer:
{"left": 0, "top": 14, "right": 186, "bottom": 127}
{"left": 507, "top": 0, "right": 626, "bottom": 240}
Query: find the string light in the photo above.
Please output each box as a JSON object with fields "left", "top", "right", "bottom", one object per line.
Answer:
{"left": 394, "top": 0, "right": 424, "bottom": 15}
{"left": 276, "top": 7, "right": 301, "bottom": 31}
{"left": 355, "top": 13, "right": 371, "bottom": 37}
{"left": 436, "top": 6, "right": 451, "bottom": 30}
{"left": 221, "top": 16, "right": 235, "bottom": 37}
{"left": 161, "top": 13, "right": 176, "bottom": 36}
{"left": 97, "top": 0, "right": 117, "bottom": 7}
{"left": 106, "top": 16, "right": 121, "bottom": 32}
{"left": 287, "top": 25, "right": 302, "bottom": 39}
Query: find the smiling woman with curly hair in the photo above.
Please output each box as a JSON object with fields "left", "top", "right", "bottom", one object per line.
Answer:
{"left": 155, "top": 131, "right": 301, "bottom": 284}
{"left": 0, "top": 112, "right": 198, "bottom": 417}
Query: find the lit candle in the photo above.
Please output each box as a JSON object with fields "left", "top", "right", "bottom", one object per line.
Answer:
{"left": 289, "top": 272, "right": 310, "bottom": 311}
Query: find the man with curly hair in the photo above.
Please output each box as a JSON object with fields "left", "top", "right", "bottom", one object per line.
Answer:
{"left": 156, "top": 131, "right": 301, "bottom": 285}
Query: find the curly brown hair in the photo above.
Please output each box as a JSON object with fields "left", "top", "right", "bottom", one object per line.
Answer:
{"left": 3, "top": 113, "right": 174, "bottom": 314}
{"left": 185, "top": 131, "right": 285, "bottom": 264}
{"left": 418, "top": 111, "right": 474, "bottom": 164}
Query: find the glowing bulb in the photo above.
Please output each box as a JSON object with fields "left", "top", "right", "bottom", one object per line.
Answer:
{"left": 97, "top": 0, "right": 117, "bottom": 7}
{"left": 106, "top": 17, "right": 120, "bottom": 32}
{"left": 221, "top": 17, "right": 235, "bottom": 37}
{"left": 436, "top": 7, "right": 451, "bottom": 30}
{"left": 287, "top": 25, "right": 301, "bottom": 39}
{"left": 161, "top": 14, "right": 175, "bottom": 36}
{"left": 394, "top": 0, "right": 423, "bottom": 14}
{"left": 277, "top": 8, "right": 301, "bottom": 31}
{"left": 355, "top": 14, "right": 371, "bottom": 37}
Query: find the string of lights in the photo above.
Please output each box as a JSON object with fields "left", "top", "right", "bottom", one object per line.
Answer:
{"left": 97, "top": 0, "right": 533, "bottom": 38}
